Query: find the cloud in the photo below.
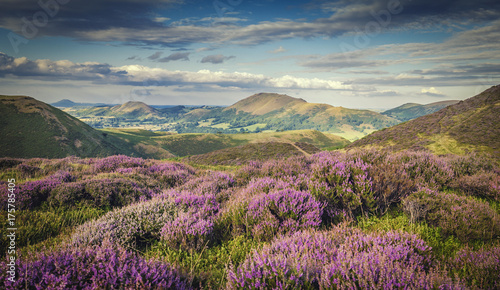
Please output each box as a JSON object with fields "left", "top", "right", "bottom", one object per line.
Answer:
{"left": 157, "top": 52, "right": 190, "bottom": 62}
{"left": 0, "top": 52, "right": 112, "bottom": 79}
{"left": 126, "top": 55, "right": 142, "bottom": 61}
{"left": 147, "top": 52, "right": 163, "bottom": 60}
{"left": 2, "top": 0, "right": 499, "bottom": 48}
{"left": 269, "top": 46, "right": 287, "bottom": 53}
{"left": 201, "top": 54, "right": 235, "bottom": 64}
{"left": 0, "top": 52, "right": 352, "bottom": 91}
{"left": 421, "top": 87, "right": 445, "bottom": 96}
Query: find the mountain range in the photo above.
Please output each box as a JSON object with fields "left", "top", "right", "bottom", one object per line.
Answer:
{"left": 60, "top": 93, "right": 406, "bottom": 140}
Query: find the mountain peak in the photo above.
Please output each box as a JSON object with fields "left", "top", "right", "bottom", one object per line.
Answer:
{"left": 226, "top": 93, "right": 307, "bottom": 115}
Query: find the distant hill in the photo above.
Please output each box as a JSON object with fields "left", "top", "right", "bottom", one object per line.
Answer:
{"left": 0, "top": 95, "right": 142, "bottom": 158}
{"left": 225, "top": 93, "right": 307, "bottom": 115}
{"left": 63, "top": 93, "right": 399, "bottom": 140}
{"left": 51, "top": 99, "right": 114, "bottom": 107}
{"left": 349, "top": 85, "right": 500, "bottom": 159}
{"left": 383, "top": 100, "right": 459, "bottom": 122}
{"left": 109, "top": 101, "right": 162, "bottom": 119}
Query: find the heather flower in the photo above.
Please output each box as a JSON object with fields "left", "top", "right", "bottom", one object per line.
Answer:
{"left": 228, "top": 227, "right": 459, "bottom": 289}
{"left": 71, "top": 197, "right": 176, "bottom": 249}
{"left": 403, "top": 189, "right": 500, "bottom": 243}
{"left": 90, "top": 155, "right": 146, "bottom": 173}
{"left": 246, "top": 189, "right": 323, "bottom": 240}
{"left": 448, "top": 245, "right": 500, "bottom": 289}
{"left": 49, "top": 178, "right": 153, "bottom": 209}
{"left": 0, "top": 243, "right": 192, "bottom": 289}
{"left": 309, "top": 153, "right": 375, "bottom": 221}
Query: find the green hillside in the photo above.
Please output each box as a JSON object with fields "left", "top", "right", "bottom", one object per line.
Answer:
{"left": 383, "top": 100, "right": 459, "bottom": 122}
{"left": 103, "top": 129, "right": 350, "bottom": 158}
{"left": 0, "top": 95, "right": 142, "bottom": 158}
{"left": 186, "top": 142, "right": 309, "bottom": 165}
{"left": 349, "top": 85, "right": 500, "bottom": 160}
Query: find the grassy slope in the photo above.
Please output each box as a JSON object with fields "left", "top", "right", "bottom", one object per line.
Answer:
{"left": 0, "top": 95, "right": 141, "bottom": 158}
{"left": 104, "top": 129, "right": 350, "bottom": 157}
{"left": 186, "top": 142, "right": 306, "bottom": 165}
{"left": 383, "top": 100, "right": 459, "bottom": 122}
{"left": 349, "top": 85, "right": 500, "bottom": 160}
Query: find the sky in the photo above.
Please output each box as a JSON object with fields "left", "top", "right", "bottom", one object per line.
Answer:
{"left": 0, "top": 0, "right": 499, "bottom": 109}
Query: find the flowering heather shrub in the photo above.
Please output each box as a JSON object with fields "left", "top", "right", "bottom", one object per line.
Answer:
{"left": 403, "top": 189, "right": 500, "bottom": 243}
{"left": 246, "top": 189, "right": 323, "bottom": 241}
{"left": 0, "top": 243, "right": 191, "bottom": 289}
{"left": 161, "top": 212, "right": 214, "bottom": 251}
{"left": 388, "top": 151, "right": 454, "bottom": 190}
{"left": 160, "top": 191, "right": 220, "bottom": 251}
{"left": 90, "top": 154, "right": 146, "bottom": 173}
{"left": 49, "top": 178, "right": 153, "bottom": 209}
{"left": 0, "top": 157, "right": 23, "bottom": 170}
{"left": 309, "top": 153, "right": 375, "bottom": 221}
{"left": 140, "top": 162, "right": 195, "bottom": 188}
{"left": 16, "top": 171, "right": 75, "bottom": 209}
{"left": 450, "top": 172, "right": 500, "bottom": 201}
{"left": 16, "top": 163, "right": 42, "bottom": 178}
{"left": 228, "top": 227, "right": 457, "bottom": 289}
{"left": 259, "top": 156, "right": 310, "bottom": 179}
{"left": 448, "top": 245, "right": 500, "bottom": 289}
{"left": 71, "top": 197, "right": 175, "bottom": 249}
{"left": 447, "top": 153, "right": 495, "bottom": 176}
{"left": 178, "top": 171, "right": 235, "bottom": 197}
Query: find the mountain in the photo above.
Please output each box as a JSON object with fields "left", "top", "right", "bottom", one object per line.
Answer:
{"left": 51, "top": 99, "right": 114, "bottom": 107}
{"left": 383, "top": 100, "right": 459, "bottom": 122}
{"left": 0, "top": 95, "right": 142, "bottom": 158}
{"left": 225, "top": 93, "right": 307, "bottom": 115}
{"left": 349, "top": 85, "right": 500, "bottom": 159}
{"left": 109, "top": 101, "right": 162, "bottom": 119}
{"left": 180, "top": 93, "right": 399, "bottom": 140}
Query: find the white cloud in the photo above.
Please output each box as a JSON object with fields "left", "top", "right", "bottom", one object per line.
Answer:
{"left": 269, "top": 46, "right": 287, "bottom": 53}
{"left": 421, "top": 87, "right": 444, "bottom": 95}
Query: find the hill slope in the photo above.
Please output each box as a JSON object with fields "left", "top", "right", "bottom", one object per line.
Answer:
{"left": 0, "top": 95, "right": 142, "bottom": 158}
{"left": 225, "top": 93, "right": 307, "bottom": 115}
{"left": 103, "top": 129, "right": 350, "bottom": 158}
{"left": 349, "top": 85, "right": 500, "bottom": 159}
{"left": 109, "top": 101, "right": 162, "bottom": 119}
{"left": 383, "top": 100, "right": 459, "bottom": 122}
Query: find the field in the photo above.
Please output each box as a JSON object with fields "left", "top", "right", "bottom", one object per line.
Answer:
{"left": 1, "top": 150, "right": 499, "bottom": 289}
{"left": 102, "top": 129, "right": 350, "bottom": 158}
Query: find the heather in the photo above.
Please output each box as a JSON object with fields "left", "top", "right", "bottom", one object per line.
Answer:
{"left": 0, "top": 242, "right": 192, "bottom": 289}
{"left": 1, "top": 151, "right": 499, "bottom": 288}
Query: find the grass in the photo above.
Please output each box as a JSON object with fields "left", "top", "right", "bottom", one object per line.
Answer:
{"left": 145, "top": 235, "right": 264, "bottom": 289}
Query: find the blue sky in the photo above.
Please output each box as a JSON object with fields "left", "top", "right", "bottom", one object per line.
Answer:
{"left": 0, "top": 0, "right": 499, "bottom": 109}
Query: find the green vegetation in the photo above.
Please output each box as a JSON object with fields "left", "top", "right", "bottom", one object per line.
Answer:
{"left": 350, "top": 85, "right": 500, "bottom": 162}
{"left": 0, "top": 95, "right": 141, "bottom": 158}
{"left": 383, "top": 100, "right": 459, "bottom": 122}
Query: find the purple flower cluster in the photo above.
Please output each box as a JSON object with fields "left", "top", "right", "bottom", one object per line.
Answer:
{"left": 140, "top": 162, "right": 195, "bottom": 188}
{"left": 403, "top": 189, "right": 500, "bottom": 243}
{"left": 1, "top": 243, "right": 191, "bottom": 289}
{"left": 228, "top": 227, "right": 458, "bottom": 289}
{"left": 247, "top": 189, "right": 323, "bottom": 240}
{"left": 71, "top": 197, "right": 175, "bottom": 248}
{"left": 49, "top": 178, "right": 153, "bottom": 209}
{"left": 160, "top": 191, "right": 220, "bottom": 250}
{"left": 16, "top": 171, "right": 75, "bottom": 209}
{"left": 90, "top": 155, "right": 146, "bottom": 173}
{"left": 309, "top": 153, "right": 374, "bottom": 221}
{"left": 449, "top": 245, "right": 500, "bottom": 289}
